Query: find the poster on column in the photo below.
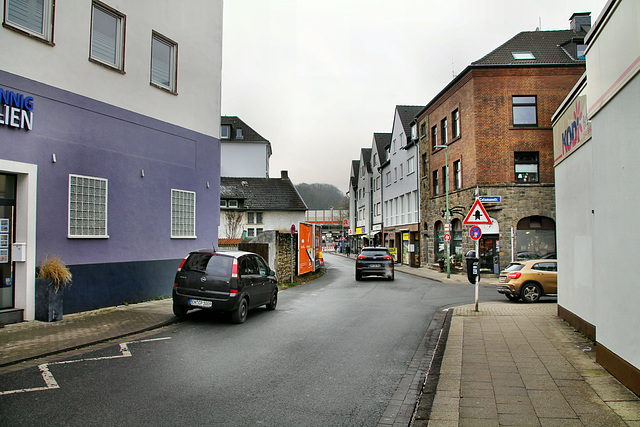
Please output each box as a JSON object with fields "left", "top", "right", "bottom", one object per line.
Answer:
{"left": 298, "top": 222, "right": 314, "bottom": 275}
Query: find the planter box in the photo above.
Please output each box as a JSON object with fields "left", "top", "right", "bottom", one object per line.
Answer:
{"left": 35, "top": 278, "right": 64, "bottom": 322}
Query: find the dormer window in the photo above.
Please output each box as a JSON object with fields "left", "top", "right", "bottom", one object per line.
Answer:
{"left": 221, "top": 125, "right": 230, "bottom": 139}
{"left": 236, "top": 128, "right": 243, "bottom": 139}
{"left": 512, "top": 51, "right": 536, "bottom": 60}
{"left": 228, "top": 200, "right": 238, "bottom": 208}
{"left": 576, "top": 44, "right": 586, "bottom": 59}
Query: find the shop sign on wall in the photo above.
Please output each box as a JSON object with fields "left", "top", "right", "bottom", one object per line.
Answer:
{"left": 0, "top": 88, "right": 34, "bottom": 131}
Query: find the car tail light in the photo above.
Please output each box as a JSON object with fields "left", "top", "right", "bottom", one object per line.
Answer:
{"left": 383, "top": 256, "right": 393, "bottom": 260}
{"left": 176, "top": 256, "right": 187, "bottom": 272}
{"left": 231, "top": 258, "right": 239, "bottom": 279}
{"left": 357, "top": 255, "right": 366, "bottom": 259}
{"left": 508, "top": 272, "right": 522, "bottom": 279}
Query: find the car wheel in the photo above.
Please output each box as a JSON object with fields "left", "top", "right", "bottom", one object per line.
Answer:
{"left": 231, "top": 298, "right": 248, "bottom": 323}
{"left": 266, "top": 290, "right": 277, "bottom": 311}
{"left": 505, "top": 294, "right": 520, "bottom": 301}
{"left": 173, "top": 304, "right": 188, "bottom": 317}
{"left": 520, "top": 283, "right": 542, "bottom": 303}
{"left": 355, "top": 272, "right": 362, "bottom": 281}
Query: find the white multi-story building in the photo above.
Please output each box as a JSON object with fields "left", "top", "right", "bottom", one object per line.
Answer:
{"left": 381, "top": 106, "right": 422, "bottom": 265}
{"left": 220, "top": 116, "right": 272, "bottom": 178}
{"left": 0, "top": 0, "right": 223, "bottom": 322}
{"left": 553, "top": 0, "right": 640, "bottom": 396}
{"left": 371, "top": 133, "right": 391, "bottom": 246}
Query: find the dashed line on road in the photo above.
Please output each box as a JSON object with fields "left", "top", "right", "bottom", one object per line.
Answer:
{"left": 0, "top": 337, "right": 171, "bottom": 396}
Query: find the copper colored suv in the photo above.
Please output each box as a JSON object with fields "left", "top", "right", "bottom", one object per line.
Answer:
{"left": 496, "top": 259, "right": 557, "bottom": 303}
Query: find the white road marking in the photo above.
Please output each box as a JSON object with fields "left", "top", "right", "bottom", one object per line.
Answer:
{"left": 0, "top": 337, "right": 171, "bottom": 396}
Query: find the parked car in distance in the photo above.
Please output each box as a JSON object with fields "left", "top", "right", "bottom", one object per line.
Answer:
{"left": 355, "top": 247, "right": 394, "bottom": 281}
{"left": 496, "top": 259, "right": 557, "bottom": 303}
{"left": 172, "top": 249, "right": 278, "bottom": 323}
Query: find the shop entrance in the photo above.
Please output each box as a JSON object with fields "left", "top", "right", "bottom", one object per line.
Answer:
{"left": 0, "top": 174, "right": 16, "bottom": 309}
{"left": 479, "top": 236, "right": 500, "bottom": 275}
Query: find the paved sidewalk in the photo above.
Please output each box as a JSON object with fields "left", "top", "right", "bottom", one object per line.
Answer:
{"left": 0, "top": 299, "right": 177, "bottom": 367}
{"left": 416, "top": 302, "right": 640, "bottom": 426}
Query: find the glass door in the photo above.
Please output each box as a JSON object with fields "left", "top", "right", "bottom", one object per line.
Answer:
{"left": 0, "top": 174, "right": 16, "bottom": 309}
{"left": 479, "top": 237, "right": 500, "bottom": 275}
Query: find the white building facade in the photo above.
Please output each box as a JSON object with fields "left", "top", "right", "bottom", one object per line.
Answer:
{"left": 0, "top": 0, "right": 223, "bottom": 321}
{"left": 381, "top": 106, "right": 422, "bottom": 266}
{"left": 553, "top": 0, "right": 640, "bottom": 396}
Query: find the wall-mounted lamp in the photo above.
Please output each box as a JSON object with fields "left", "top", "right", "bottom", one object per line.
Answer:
{"left": 52, "top": 153, "right": 57, "bottom": 163}
{"left": 141, "top": 169, "right": 145, "bottom": 177}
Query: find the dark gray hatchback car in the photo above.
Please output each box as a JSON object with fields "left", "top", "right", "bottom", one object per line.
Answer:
{"left": 172, "top": 250, "right": 278, "bottom": 323}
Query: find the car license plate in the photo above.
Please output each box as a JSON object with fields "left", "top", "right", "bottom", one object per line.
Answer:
{"left": 499, "top": 277, "right": 507, "bottom": 283}
{"left": 189, "top": 299, "right": 212, "bottom": 308}
{"left": 370, "top": 264, "right": 381, "bottom": 268}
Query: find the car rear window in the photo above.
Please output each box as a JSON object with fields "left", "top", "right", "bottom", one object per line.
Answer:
{"left": 183, "top": 253, "right": 233, "bottom": 279}
{"left": 504, "top": 263, "right": 525, "bottom": 272}
{"left": 361, "top": 249, "right": 390, "bottom": 257}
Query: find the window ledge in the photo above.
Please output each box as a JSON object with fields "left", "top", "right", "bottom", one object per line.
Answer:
{"left": 89, "top": 57, "right": 125, "bottom": 74}
{"left": 171, "top": 236, "right": 197, "bottom": 239}
{"left": 150, "top": 82, "right": 178, "bottom": 95}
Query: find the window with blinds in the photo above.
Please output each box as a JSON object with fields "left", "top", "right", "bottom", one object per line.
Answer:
{"left": 90, "top": 2, "right": 125, "bottom": 70}
{"left": 151, "top": 32, "right": 178, "bottom": 93}
{"left": 4, "top": 0, "right": 54, "bottom": 42}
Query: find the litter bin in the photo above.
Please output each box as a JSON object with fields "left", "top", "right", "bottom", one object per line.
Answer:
{"left": 465, "top": 250, "right": 479, "bottom": 284}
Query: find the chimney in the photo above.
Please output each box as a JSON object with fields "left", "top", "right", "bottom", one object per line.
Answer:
{"left": 281, "top": 170, "right": 289, "bottom": 179}
{"left": 570, "top": 12, "right": 591, "bottom": 33}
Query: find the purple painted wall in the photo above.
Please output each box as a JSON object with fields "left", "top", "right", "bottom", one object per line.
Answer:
{"left": 1, "top": 70, "right": 220, "bottom": 266}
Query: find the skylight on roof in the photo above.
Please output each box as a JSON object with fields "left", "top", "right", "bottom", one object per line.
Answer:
{"left": 512, "top": 51, "right": 536, "bottom": 60}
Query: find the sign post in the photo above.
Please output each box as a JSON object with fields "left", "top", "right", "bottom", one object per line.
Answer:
{"left": 464, "top": 200, "right": 491, "bottom": 312}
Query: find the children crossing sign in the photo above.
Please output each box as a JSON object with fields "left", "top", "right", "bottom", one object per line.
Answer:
{"left": 463, "top": 199, "right": 492, "bottom": 225}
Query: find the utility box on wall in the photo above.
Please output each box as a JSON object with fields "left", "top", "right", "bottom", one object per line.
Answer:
{"left": 12, "top": 242, "right": 26, "bottom": 262}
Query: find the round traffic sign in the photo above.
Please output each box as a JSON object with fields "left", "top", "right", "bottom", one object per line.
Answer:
{"left": 444, "top": 233, "right": 451, "bottom": 242}
{"left": 470, "top": 226, "right": 482, "bottom": 240}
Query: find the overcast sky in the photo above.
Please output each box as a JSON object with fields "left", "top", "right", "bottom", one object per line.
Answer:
{"left": 221, "top": 0, "right": 606, "bottom": 193}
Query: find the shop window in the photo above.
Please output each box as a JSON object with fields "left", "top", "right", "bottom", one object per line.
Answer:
{"left": 516, "top": 216, "right": 556, "bottom": 260}
{"left": 4, "top": 0, "right": 55, "bottom": 43}
{"left": 515, "top": 152, "right": 539, "bottom": 183}
{"left": 171, "top": 189, "right": 196, "bottom": 238}
{"left": 512, "top": 95, "right": 537, "bottom": 126}
{"left": 68, "top": 175, "right": 108, "bottom": 238}
{"left": 434, "top": 221, "right": 444, "bottom": 261}
{"left": 90, "top": 1, "right": 125, "bottom": 71}
{"left": 151, "top": 31, "right": 178, "bottom": 93}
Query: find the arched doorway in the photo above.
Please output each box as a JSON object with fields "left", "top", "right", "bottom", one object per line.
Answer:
{"left": 516, "top": 216, "right": 556, "bottom": 260}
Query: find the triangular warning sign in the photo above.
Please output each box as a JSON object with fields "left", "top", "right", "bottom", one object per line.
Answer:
{"left": 463, "top": 199, "right": 492, "bottom": 225}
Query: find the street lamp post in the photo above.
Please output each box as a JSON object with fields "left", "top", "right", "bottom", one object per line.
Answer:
{"left": 434, "top": 145, "right": 450, "bottom": 278}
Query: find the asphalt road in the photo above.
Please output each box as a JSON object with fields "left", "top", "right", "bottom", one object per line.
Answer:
{"left": 0, "top": 255, "right": 501, "bottom": 426}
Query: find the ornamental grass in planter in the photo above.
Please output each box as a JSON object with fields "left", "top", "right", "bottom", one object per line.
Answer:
{"left": 35, "top": 255, "right": 72, "bottom": 322}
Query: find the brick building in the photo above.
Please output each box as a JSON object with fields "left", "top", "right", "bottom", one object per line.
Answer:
{"left": 416, "top": 14, "right": 590, "bottom": 273}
